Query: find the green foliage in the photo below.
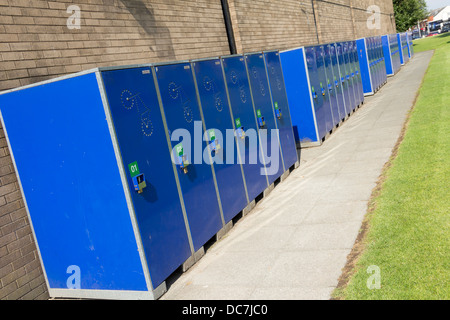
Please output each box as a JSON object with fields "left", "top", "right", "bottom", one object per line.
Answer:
{"left": 393, "top": 0, "right": 428, "bottom": 32}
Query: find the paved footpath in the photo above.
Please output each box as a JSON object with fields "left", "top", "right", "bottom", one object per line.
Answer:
{"left": 161, "top": 51, "right": 434, "bottom": 300}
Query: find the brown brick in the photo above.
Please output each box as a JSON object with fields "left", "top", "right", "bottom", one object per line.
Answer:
{"left": 6, "top": 234, "right": 32, "bottom": 253}
{"left": 1, "top": 266, "right": 26, "bottom": 287}
{"left": 0, "top": 281, "right": 18, "bottom": 300}
{"left": 4, "top": 191, "right": 21, "bottom": 204}
{"left": 0, "top": 232, "right": 16, "bottom": 248}
{"left": 0, "top": 250, "right": 21, "bottom": 269}
{"left": 12, "top": 251, "right": 36, "bottom": 271}
{"left": 0, "top": 201, "right": 21, "bottom": 218}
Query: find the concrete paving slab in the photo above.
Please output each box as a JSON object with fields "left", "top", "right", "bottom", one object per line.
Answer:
{"left": 258, "top": 249, "right": 349, "bottom": 288}
{"left": 302, "top": 201, "right": 368, "bottom": 224}
{"left": 160, "top": 51, "right": 434, "bottom": 301}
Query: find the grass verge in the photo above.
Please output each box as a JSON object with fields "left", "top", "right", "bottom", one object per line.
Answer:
{"left": 332, "top": 34, "right": 450, "bottom": 300}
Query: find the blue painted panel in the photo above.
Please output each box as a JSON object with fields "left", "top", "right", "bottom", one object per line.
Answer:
{"left": 191, "top": 58, "right": 248, "bottom": 223}
{"left": 221, "top": 55, "right": 269, "bottom": 200}
{"left": 322, "top": 44, "right": 340, "bottom": 127}
{"left": 382, "top": 35, "right": 394, "bottom": 75}
{"left": 0, "top": 73, "right": 148, "bottom": 291}
{"left": 397, "top": 33, "right": 404, "bottom": 65}
{"left": 366, "top": 37, "right": 376, "bottom": 89}
{"left": 407, "top": 32, "right": 414, "bottom": 58}
{"left": 343, "top": 42, "right": 357, "bottom": 111}
{"left": 314, "top": 46, "right": 334, "bottom": 133}
{"left": 357, "top": 38, "right": 373, "bottom": 95}
{"left": 350, "top": 41, "right": 364, "bottom": 106}
{"left": 263, "top": 51, "right": 298, "bottom": 170}
{"left": 154, "top": 62, "right": 223, "bottom": 252}
{"left": 391, "top": 34, "right": 401, "bottom": 73}
{"left": 245, "top": 53, "right": 284, "bottom": 184}
{"left": 279, "top": 48, "right": 319, "bottom": 144}
{"left": 305, "top": 46, "right": 328, "bottom": 141}
{"left": 401, "top": 33, "right": 409, "bottom": 64}
{"left": 100, "top": 67, "right": 192, "bottom": 289}
{"left": 336, "top": 42, "right": 353, "bottom": 115}
{"left": 370, "top": 37, "right": 379, "bottom": 89}
{"left": 375, "top": 36, "right": 386, "bottom": 87}
{"left": 329, "top": 43, "right": 347, "bottom": 121}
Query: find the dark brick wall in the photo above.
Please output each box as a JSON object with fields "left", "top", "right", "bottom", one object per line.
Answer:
{"left": 0, "top": 121, "right": 49, "bottom": 300}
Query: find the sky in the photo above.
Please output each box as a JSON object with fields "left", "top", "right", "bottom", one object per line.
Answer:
{"left": 425, "top": 0, "right": 450, "bottom": 10}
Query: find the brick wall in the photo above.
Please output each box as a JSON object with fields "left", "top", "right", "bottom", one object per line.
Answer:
{"left": 228, "top": 0, "right": 396, "bottom": 52}
{"left": 0, "top": 0, "right": 396, "bottom": 300}
{"left": 228, "top": 0, "right": 319, "bottom": 53}
{"left": 0, "top": 120, "right": 49, "bottom": 300}
{"left": 0, "top": 0, "right": 230, "bottom": 92}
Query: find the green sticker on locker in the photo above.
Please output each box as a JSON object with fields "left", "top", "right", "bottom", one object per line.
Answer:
{"left": 256, "top": 109, "right": 262, "bottom": 117}
{"left": 209, "top": 129, "right": 216, "bottom": 141}
{"left": 274, "top": 102, "right": 279, "bottom": 110}
{"left": 235, "top": 118, "right": 242, "bottom": 128}
{"left": 175, "top": 143, "right": 184, "bottom": 156}
{"left": 128, "top": 161, "right": 140, "bottom": 178}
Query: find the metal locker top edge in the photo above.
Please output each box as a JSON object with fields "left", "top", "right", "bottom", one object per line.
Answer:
{"left": 0, "top": 64, "right": 155, "bottom": 96}
{"left": 151, "top": 59, "right": 191, "bottom": 67}
{"left": 0, "top": 68, "right": 97, "bottom": 96}
{"left": 190, "top": 56, "right": 221, "bottom": 63}
{"left": 219, "top": 53, "right": 244, "bottom": 60}
{"left": 279, "top": 46, "right": 305, "bottom": 53}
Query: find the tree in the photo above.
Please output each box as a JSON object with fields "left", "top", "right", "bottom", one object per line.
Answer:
{"left": 393, "top": 0, "right": 428, "bottom": 32}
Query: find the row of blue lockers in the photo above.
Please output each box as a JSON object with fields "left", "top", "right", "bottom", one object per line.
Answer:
{"left": 280, "top": 32, "right": 413, "bottom": 147}
{"left": 0, "top": 52, "right": 297, "bottom": 300}
{"left": 0, "top": 32, "right": 414, "bottom": 300}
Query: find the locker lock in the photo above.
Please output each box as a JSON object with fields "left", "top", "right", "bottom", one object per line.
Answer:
{"left": 208, "top": 129, "right": 221, "bottom": 153}
{"left": 334, "top": 77, "right": 339, "bottom": 88}
{"left": 128, "top": 162, "right": 147, "bottom": 194}
{"left": 256, "top": 109, "right": 266, "bottom": 128}
{"left": 320, "top": 83, "right": 325, "bottom": 96}
{"left": 133, "top": 174, "right": 147, "bottom": 194}
{"left": 327, "top": 80, "right": 333, "bottom": 92}
{"left": 274, "top": 102, "right": 282, "bottom": 119}
{"left": 175, "top": 143, "right": 190, "bottom": 174}
{"left": 311, "top": 86, "right": 318, "bottom": 99}
{"left": 235, "top": 118, "right": 246, "bottom": 139}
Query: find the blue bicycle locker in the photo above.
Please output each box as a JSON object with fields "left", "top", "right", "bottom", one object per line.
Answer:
{"left": 244, "top": 53, "right": 286, "bottom": 184}
{"left": 191, "top": 57, "right": 249, "bottom": 224}
{"left": 153, "top": 61, "right": 225, "bottom": 253}
{"left": 263, "top": 50, "right": 299, "bottom": 171}
{"left": 0, "top": 66, "right": 201, "bottom": 300}
{"left": 221, "top": 55, "right": 269, "bottom": 201}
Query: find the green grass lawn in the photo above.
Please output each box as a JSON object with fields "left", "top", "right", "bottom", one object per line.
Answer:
{"left": 333, "top": 34, "right": 450, "bottom": 300}
{"left": 413, "top": 32, "right": 450, "bottom": 53}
